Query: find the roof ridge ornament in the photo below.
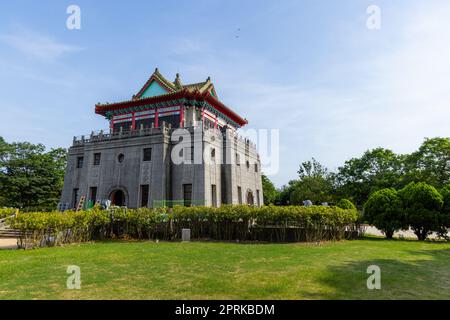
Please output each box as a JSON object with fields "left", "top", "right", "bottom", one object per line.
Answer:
{"left": 174, "top": 73, "right": 183, "bottom": 88}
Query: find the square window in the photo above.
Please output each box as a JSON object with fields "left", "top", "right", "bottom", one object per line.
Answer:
{"left": 143, "top": 148, "right": 152, "bottom": 161}
{"left": 76, "top": 156, "right": 84, "bottom": 168}
{"left": 93, "top": 153, "right": 101, "bottom": 166}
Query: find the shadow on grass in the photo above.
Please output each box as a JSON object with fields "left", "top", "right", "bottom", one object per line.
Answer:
{"left": 317, "top": 247, "right": 450, "bottom": 300}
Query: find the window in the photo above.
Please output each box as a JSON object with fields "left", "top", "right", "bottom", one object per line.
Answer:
{"left": 93, "top": 153, "right": 101, "bottom": 166}
{"left": 254, "top": 163, "right": 258, "bottom": 172}
{"left": 143, "top": 148, "right": 152, "bottom": 161}
{"left": 159, "top": 114, "right": 181, "bottom": 128}
{"left": 117, "top": 153, "right": 125, "bottom": 163}
{"left": 76, "top": 157, "right": 84, "bottom": 168}
{"left": 246, "top": 160, "right": 250, "bottom": 170}
{"left": 236, "top": 153, "right": 240, "bottom": 166}
{"left": 211, "top": 184, "right": 217, "bottom": 207}
{"left": 72, "top": 188, "right": 79, "bottom": 209}
{"left": 237, "top": 186, "right": 242, "bottom": 204}
{"left": 183, "top": 184, "right": 192, "bottom": 207}
{"left": 140, "top": 185, "right": 149, "bottom": 207}
{"left": 256, "top": 190, "right": 261, "bottom": 207}
{"left": 89, "top": 187, "right": 97, "bottom": 204}
{"left": 211, "top": 148, "right": 216, "bottom": 161}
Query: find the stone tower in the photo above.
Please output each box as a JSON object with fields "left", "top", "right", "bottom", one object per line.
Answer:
{"left": 60, "top": 69, "right": 263, "bottom": 209}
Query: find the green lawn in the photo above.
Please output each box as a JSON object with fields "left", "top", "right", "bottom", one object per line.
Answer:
{"left": 0, "top": 239, "right": 449, "bottom": 300}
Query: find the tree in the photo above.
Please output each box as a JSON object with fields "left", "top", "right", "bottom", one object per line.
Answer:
{"left": 364, "top": 188, "right": 406, "bottom": 239}
{"left": 441, "top": 184, "right": 450, "bottom": 213}
{"left": 261, "top": 174, "right": 279, "bottom": 205}
{"left": 335, "top": 148, "right": 404, "bottom": 205}
{"left": 290, "top": 158, "right": 334, "bottom": 205}
{"left": 336, "top": 199, "right": 356, "bottom": 210}
{"left": 439, "top": 184, "right": 450, "bottom": 238}
{"left": 0, "top": 137, "right": 67, "bottom": 209}
{"left": 399, "top": 182, "right": 444, "bottom": 241}
{"left": 277, "top": 180, "right": 299, "bottom": 205}
{"left": 403, "top": 137, "right": 450, "bottom": 188}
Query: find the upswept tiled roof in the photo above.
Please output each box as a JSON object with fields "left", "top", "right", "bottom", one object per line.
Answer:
{"left": 133, "top": 68, "right": 218, "bottom": 100}
{"left": 96, "top": 68, "right": 247, "bottom": 127}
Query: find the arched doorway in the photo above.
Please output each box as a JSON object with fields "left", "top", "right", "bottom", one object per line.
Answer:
{"left": 246, "top": 191, "right": 254, "bottom": 206}
{"left": 111, "top": 189, "right": 125, "bottom": 207}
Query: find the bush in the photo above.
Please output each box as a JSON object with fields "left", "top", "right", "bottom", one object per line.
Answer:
{"left": 441, "top": 184, "right": 450, "bottom": 213}
{"left": 8, "top": 205, "right": 360, "bottom": 248}
{"left": 364, "top": 189, "right": 406, "bottom": 239}
{"left": 399, "top": 182, "right": 444, "bottom": 241}
{"left": 439, "top": 184, "right": 450, "bottom": 238}
{"left": 0, "top": 208, "right": 17, "bottom": 219}
{"left": 336, "top": 199, "right": 356, "bottom": 210}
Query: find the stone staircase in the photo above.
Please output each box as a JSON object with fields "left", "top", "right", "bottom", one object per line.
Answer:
{"left": 0, "top": 227, "right": 21, "bottom": 238}
{"left": 0, "top": 215, "right": 19, "bottom": 238}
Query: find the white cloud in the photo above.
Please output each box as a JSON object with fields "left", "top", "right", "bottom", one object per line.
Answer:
{"left": 0, "top": 28, "right": 83, "bottom": 61}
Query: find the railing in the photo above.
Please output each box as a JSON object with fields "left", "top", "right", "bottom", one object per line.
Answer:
{"left": 72, "top": 124, "right": 258, "bottom": 150}
{"left": 73, "top": 127, "right": 170, "bottom": 146}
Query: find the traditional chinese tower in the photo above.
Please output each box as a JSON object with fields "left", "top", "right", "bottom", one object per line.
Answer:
{"left": 60, "top": 69, "right": 263, "bottom": 209}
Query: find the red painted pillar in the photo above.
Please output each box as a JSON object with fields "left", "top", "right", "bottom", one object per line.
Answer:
{"left": 110, "top": 117, "right": 115, "bottom": 133}
{"left": 155, "top": 108, "right": 159, "bottom": 128}
{"left": 214, "top": 116, "right": 218, "bottom": 129}
{"left": 131, "top": 112, "right": 136, "bottom": 130}
{"left": 180, "top": 106, "right": 184, "bottom": 128}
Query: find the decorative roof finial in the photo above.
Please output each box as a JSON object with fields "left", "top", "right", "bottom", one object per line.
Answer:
{"left": 174, "top": 73, "right": 182, "bottom": 88}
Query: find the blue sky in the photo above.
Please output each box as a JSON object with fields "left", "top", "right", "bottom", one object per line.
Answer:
{"left": 0, "top": 0, "right": 449, "bottom": 186}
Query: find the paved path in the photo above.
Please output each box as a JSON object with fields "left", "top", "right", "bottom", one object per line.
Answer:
{"left": 363, "top": 225, "right": 450, "bottom": 239}
{"left": 0, "top": 238, "right": 18, "bottom": 250}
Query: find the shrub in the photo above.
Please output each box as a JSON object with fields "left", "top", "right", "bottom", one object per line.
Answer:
{"left": 441, "top": 184, "right": 450, "bottom": 213}
{"left": 8, "top": 205, "right": 360, "bottom": 248}
{"left": 0, "top": 208, "right": 17, "bottom": 219}
{"left": 439, "top": 184, "right": 450, "bottom": 238}
{"left": 364, "top": 189, "right": 406, "bottom": 239}
{"left": 399, "top": 182, "right": 444, "bottom": 241}
{"left": 336, "top": 199, "right": 356, "bottom": 210}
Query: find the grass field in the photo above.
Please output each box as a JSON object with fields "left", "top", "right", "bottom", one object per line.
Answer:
{"left": 0, "top": 239, "right": 449, "bottom": 300}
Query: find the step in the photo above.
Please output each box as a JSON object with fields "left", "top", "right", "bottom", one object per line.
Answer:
{"left": 0, "top": 229, "right": 21, "bottom": 238}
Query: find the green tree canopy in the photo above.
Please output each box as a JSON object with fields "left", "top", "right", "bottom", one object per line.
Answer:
{"left": 261, "top": 174, "right": 279, "bottom": 205}
{"left": 403, "top": 137, "right": 450, "bottom": 188}
{"left": 290, "top": 158, "right": 334, "bottom": 205}
{"left": 0, "top": 137, "right": 67, "bottom": 209}
{"left": 363, "top": 188, "right": 406, "bottom": 239}
{"left": 336, "top": 199, "right": 356, "bottom": 210}
{"left": 399, "top": 182, "right": 444, "bottom": 241}
{"left": 335, "top": 148, "right": 405, "bottom": 205}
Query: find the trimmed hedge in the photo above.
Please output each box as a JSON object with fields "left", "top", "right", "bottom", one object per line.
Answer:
{"left": 9, "top": 205, "right": 360, "bottom": 249}
{"left": 0, "top": 208, "right": 17, "bottom": 219}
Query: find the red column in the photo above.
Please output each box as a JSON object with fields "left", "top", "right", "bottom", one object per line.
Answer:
{"left": 180, "top": 106, "right": 184, "bottom": 128}
{"left": 131, "top": 112, "right": 136, "bottom": 130}
{"left": 110, "top": 117, "right": 115, "bottom": 133}
{"left": 214, "top": 116, "right": 218, "bottom": 129}
{"left": 155, "top": 108, "right": 159, "bottom": 127}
